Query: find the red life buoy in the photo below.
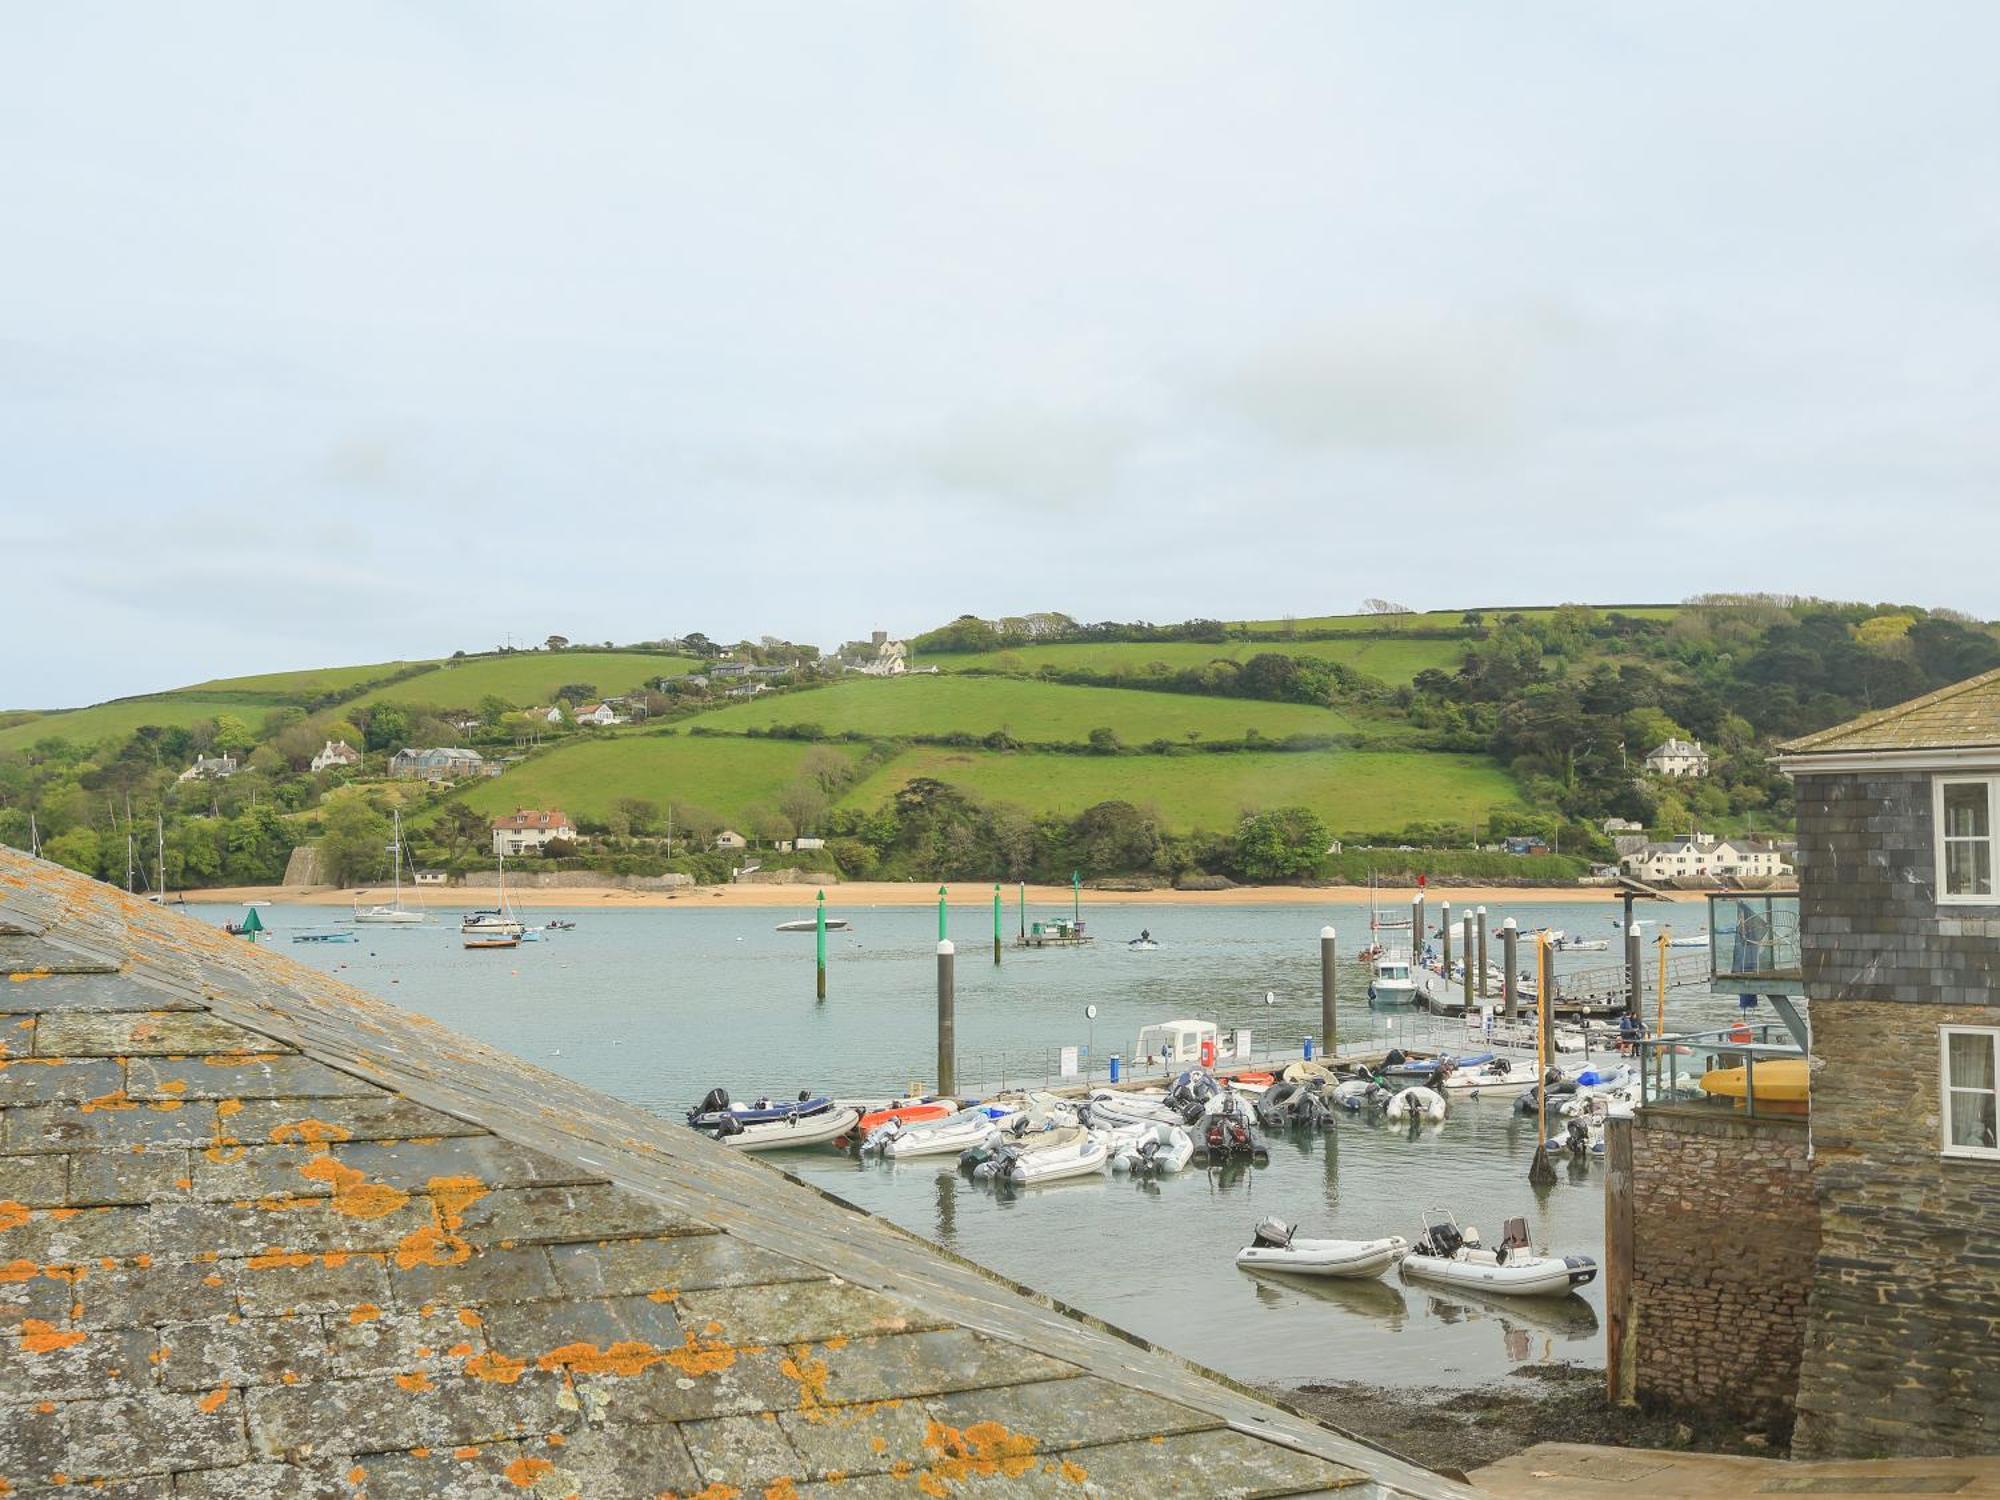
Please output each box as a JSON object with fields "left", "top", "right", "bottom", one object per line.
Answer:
{"left": 1199, "top": 1037, "right": 1216, "bottom": 1068}
{"left": 1729, "top": 1021, "right": 1753, "bottom": 1043}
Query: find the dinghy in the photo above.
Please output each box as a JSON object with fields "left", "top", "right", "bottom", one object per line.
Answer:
{"left": 686, "top": 1089, "right": 860, "bottom": 1152}
{"left": 1400, "top": 1214, "right": 1598, "bottom": 1297}
{"left": 1384, "top": 1086, "right": 1447, "bottom": 1123}
{"left": 1083, "top": 1089, "right": 1185, "bottom": 1129}
{"left": 878, "top": 1102, "right": 1019, "bottom": 1158}
{"left": 1107, "top": 1123, "right": 1194, "bottom": 1175}
{"left": 969, "top": 1121, "right": 1089, "bottom": 1179}
{"left": 1332, "top": 1078, "right": 1389, "bottom": 1111}
{"left": 995, "top": 1131, "right": 1110, "bottom": 1185}
{"left": 1235, "top": 1218, "right": 1409, "bottom": 1279}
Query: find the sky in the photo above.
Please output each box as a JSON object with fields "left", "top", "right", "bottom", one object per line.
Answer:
{"left": 5, "top": 3, "right": 1999, "bottom": 707}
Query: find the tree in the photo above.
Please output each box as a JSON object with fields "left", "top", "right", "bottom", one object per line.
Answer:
{"left": 320, "top": 799, "right": 392, "bottom": 885}
{"left": 545, "top": 635, "right": 570, "bottom": 651}
{"left": 776, "top": 778, "right": 829, "bottom": 838}
{"left": 211, "top": 715, "right": 257, "bottom": 757}
{"left": 1061, "top": 801, "right": 1161, "bottom": 876}
{"left": 1085, "top": 727, "right": 1121, "bottom": 755}
{"left": 362, "top": 704, "right": 410, "bottom": 753}
{"left": 554, "top": 683, "right": 599, "bottom": 705}
{"left": 800, "top": 747, "right": 854, "bottom": 797}
{"left": 477, "top": 695, "right": 515, "bottom": 726}
{"left": 1234, "top": 807, "right": 1330, "bottom": 881}
{"left": 43, "top": 826, "right": 102, "bottom": 877}
{"left": 613, "top": 797, "right": 661, "bottom": 836}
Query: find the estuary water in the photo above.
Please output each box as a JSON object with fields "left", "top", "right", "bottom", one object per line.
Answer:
{"left": 192, "top": 894, "right": 1737, "bottom": 1391}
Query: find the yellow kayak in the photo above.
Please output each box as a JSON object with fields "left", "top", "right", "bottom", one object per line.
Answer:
{"left": 1699, "top": 1057, "right": 1809, "bottom": 1114}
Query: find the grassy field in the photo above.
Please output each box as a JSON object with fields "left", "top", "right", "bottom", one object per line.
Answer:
{"left": 1235, "top": 604, "right": 1682, "bottom": 632}
{"left": 366, "top": 652, "right": 699, "bottom": 709}
{"left": 0, "top": 698, "right": 270, "bottom": 754}
{"left": 181, "top": 659, "right": 435, "bottom": 699}
{"left": 928, "top": 636, "right": 1467, "bottom": 683}
{"left": 451, "top": 733, "right": 865, "bottom": 825}
{"left": 682, "top": 674, "right": 1363, "bottom": 743}
{"left": 835, "top": 746, "right": 1524, "bottom": 835}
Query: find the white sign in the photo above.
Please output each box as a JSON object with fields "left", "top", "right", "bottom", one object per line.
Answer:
{"left": 1234, "top": 1028, "right": 1253, "bottom": 1059}
{"left": 1059, "top": 1046, "right": 1080, "bottom": 1078}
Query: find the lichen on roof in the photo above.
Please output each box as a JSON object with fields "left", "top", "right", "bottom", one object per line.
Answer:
{"left": 1780, "top": 666, "right": 2000, "bottom": 757}
{"left": 0, "top": 848, "right": 1471, "bottom": 1498}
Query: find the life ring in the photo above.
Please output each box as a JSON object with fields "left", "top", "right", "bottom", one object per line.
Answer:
{"left": 1728, "top": 1021, "right": 1753, "bottom": 1044}
{"left": 1199, "top": 1038, "right": 1216, "bottom": 1068}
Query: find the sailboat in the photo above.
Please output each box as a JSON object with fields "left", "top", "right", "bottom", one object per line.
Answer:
{"left": 462, "top": 850, "right": 525, "bottom": 948}
{"left": 355, "top": 810, "right": 427, "bottom": 925}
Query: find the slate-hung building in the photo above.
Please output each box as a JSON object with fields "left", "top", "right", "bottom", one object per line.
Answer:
{"left": 0, "top": 848, "right": 1469, "bottom": 1498}
{"left": 1779, "top": 667, "right": 2000, "bottom": 1458}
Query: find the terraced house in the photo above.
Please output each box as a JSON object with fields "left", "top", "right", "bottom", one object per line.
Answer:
{"left": 0, "top": 848, "right": 1467, "bottom": 1497}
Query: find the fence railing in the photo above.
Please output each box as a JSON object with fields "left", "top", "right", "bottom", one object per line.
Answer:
{"left": 1634, "top": 1023, "right": 1806, "bottom": 1120}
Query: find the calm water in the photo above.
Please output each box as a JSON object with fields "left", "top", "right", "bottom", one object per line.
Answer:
{"left": 195, "top": 895, "right": 1737, "bottom": 1390}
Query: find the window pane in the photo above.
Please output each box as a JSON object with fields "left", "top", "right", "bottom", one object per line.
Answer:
{"left": 1948, "top": 1032, "right": 1997, "bottom": 1091}
{"left": 1943, "top": 783, "right": 1990, "bottom": 840}
{"left": 1948, "top": 1090, "right": 1998, "bottom": 1150}
{"left": 1945, "top": 839, "right": 1993, "bottom": 897}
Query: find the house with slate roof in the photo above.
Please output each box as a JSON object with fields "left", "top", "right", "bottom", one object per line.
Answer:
{"left": 0, "top": 847, "right": 1469, "bottom": 1498}
{"left": 1643, "top": 736, "right": 1711, "bottom": 778}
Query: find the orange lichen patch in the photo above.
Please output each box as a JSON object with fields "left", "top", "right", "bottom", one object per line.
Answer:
{"left": 0, "top": 1259, "right": 37, "bottom": 1282}
{"left": 447, "top": 1342, "right": 474, "bottom": 1358}
{"left": 763, "top": 1480, "right": 800, "bottom": 1500}
{"left": 155, "top": 1080, "right": 187, "bottom": 1095}
{"left": 35, "top": 1401, "right": 55, "bottom": 1414}
{"left": 395, "top": 1370, "right": 435, "bottom": 1392}
{"left": 688, "top": 1487, "right": 742, "bottom": 1500}
{"left": 280, "top": 1370, "right": 301, "bottom": 1385}
{"left": 544, "top": 1433, "right": 565, "bottom": 1447}
{"left": 149, "top": 1345, "right": 170, "bottom": 1366}
{"left": 645, "top": 1288, "right": 678, "bottom": 1304}
{"left": 919, "top": 1420, "right": 1039, "bottom": 1484}
{"left": 664, "top": 1330, "right": 739, "bottom": 1379}
{"left": 453, "top": 1446, "right": 482, "bottom": 1461}
{"left": 46, "top": 1209, "right": 80, "bottom": 1222}
{"left": 78, "top": 1090, "right": 136, "bottom": 1114}
{"left": 198, "top": 1387, "right": 230, "bottom": 1414}
{"left": 243, "top": 1249, "right": 316, "bottom": 1271}
{"left": 204, "top": 1053, "right": 280, "bottom": 1065}
{"left": 202, "top": 1273, "right": 225, "bottom": 1287}
{"left": 346, "top": 1465, "right": 366, "bottom": 1485}
{"left": 536, "top": 1340, "right": 667, "bottom": 1378}
{"left": 348, "top": 1303, "right": 382, "bottom": 1325}
{"left": 1054, "top": 1458, "right": 1088, "bottom": 1483}
{"left": 216, "top": 1099, "right": 243, "bottom": 1118}
{"left": 410, "top": 1447, "right": 432, "bottom": 1459}
{"left": 457, "top": 1308, "right": 483, "bottom": 1328}
{"left": 268, "top": 1119, "right": 352, "bottom": 1147}
{"left": 20, "top": 1320, "right": 86, "bottom": 1354}
{"left": 821, "top": 1335, "right": 848, "bottom": 1352}
{"left": 7, "top": 968, "right": 52, "bottom": 981}
{"left": 149, "top": 1100, "right": 184, "bottom": 1113}
{"left": 174, "top": 1177, "right": 193, "bottom": 1192}
{"left": 503, "top": 1457, "right": 554, "bottom": 1488}
{"left": 778, "top": 1346, "right": 830, "bottom": 1411}
{"left": 294, "top": 1156, "right": 412, "bottom": 1220}
{"left": 393, "top": 1176, "right": 489, "bottom": 1270}
{"left": 0, "top": 1203, "right": 34, "bottom": 1232}
{"left": 465, "top": 1351, "right": 527, "bottom": 1384}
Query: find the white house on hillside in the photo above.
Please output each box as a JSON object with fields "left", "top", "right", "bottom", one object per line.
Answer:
{"left": 177, "top": 754, "right": 237, "bottom": 783}
{"left": 310, "top": 740, "right": 361, "bottom": 773}
{"left": 491, "top": 808, "right": 577, "bottom": 856}
{"left": 574, "top": 702, "right": 625, "bottom": 726}
{"left": 1643, "top": 737, "right": 1711, "bottom": 778}
{"left": 844, "top": 631, "right": 908, "bottom": 677}
{"left": 714, "top": 829, "right": 748, "bottom": 851}
{"left": 1620, "top": 833, "right": 1791, "bottom": 884}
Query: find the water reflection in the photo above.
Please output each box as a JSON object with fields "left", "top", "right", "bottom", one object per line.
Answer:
{"left": 1246, "top": 1270, "right": 1410, "bottom": 1326}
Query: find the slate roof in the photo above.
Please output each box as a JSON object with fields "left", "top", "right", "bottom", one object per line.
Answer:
{"left": 0, "top": 848, "right": 1471, "bottom": 1499}
{"left": 1780, "top": 667, "right": 2000, "bottom": 757}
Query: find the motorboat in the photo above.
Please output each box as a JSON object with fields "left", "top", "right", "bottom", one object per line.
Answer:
{"left": 1253, "top": 1080, "right": 1335, "bottom": 1130}
{"left": 967, "top": 1120, "right": 1090, "bottom": 1177}
{"left": 1400, "top": 1213, "right": 1597, "bottom": 1297}
{"left": 1127, "top": 931, "right": 1159, "bottom": 950}
{"left": 1669, "top": 931, "right": 1711, "bottom": 949}
{"left": 1367, "top": 952, "right": 1418, "bottom": 1007}
{"left": 992, "top": 1131, "right": 1110, "bottom": 1186}
{"left": 1236, "top": 1218, "right": 1409, "bottom": 1280}
{"left": 776, "top": 917, "right": 851, "bottom": 932}
{"left": 686, "top": 1088, "right": 860, "bottom": 1151}
{"left": 1223, "top": 1070, "right": 1275, "bottom": 1096}
{"left": 1193, "top": 1097, "right": 1268, "bottom": 1164}
{"left": 1331, "top": 1078, "right": 1389, "bottom": 1112}
{"left": 1107, "top": 1123, "right": 1194, "bottom": 1175}
{"left": 1547, "top": 930, "right": 1608, "bottom": 953}
{"left": 1434, "top": 1055, "right": 1530, "bottom": 1094}
{"left": 880, "top": 1102, "right": 1022, "bottom": 1158}
{"left": 462, "top": 931, "right": 520, "bottom": 951}
{"left": 1384, "top": 1086, "right": 1447, "bottom": 1123}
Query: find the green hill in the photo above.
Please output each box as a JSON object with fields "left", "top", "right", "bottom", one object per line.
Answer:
{"left": 928, "top": 636, "right": 1465, "bottom": 683}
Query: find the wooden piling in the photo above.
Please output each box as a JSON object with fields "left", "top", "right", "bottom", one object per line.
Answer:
{"left": 937, "top": 939, "right": 956, "bottom": 1097}
{"left": 1319, "top": 926, "right": 1337, "bottom": 1057}
{"left": 992, "top": 883, "right": 1002, "bottom": 967}
{"left": 1605, "top": 1116, "right": 1637, "bottom": 1404}
{"left": 1412, "top": 893, "right": 1425, "bottom": 961}
{"left": 814, "top": 889, "right": 827, "bottom": 1001}
{"left": 1476, "top": 906, "right": 1489, "bottom": 1000}
{"left": 1440, "top": 900, "right": 1452, "bottom": 976}
{"left": 1625, "top": 922, "right": 1643, "bottom": 1019}
{"left": 1529, "top": 931, "right": 1557, "bottom": 1187}
{"left": 1501, "top": 918, "right": 1519, "bottom": 1019}
{"left": 1461, "top": 913, "right": 1474, "bottom": 1011}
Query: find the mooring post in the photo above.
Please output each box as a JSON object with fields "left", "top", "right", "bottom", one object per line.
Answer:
{"left": 936, "top": 939, "right": 956, "bottom": 1097}
{"left": 1412, "top": 892, "right": 1425, "bottom": 965}
{"left": 1018, "top": 880, "right": 1026, "bottom": 940}
{"left": 937, "top": 885, "right": 948, "bottom": 943}
{"left": 1319, "top": 926, "right": 1337, "bottom": 1057}
{"left": 1071, "top": 869, "right": 1080, "bottom": 925}
{"left": 1461, "top": 913, "right": 1474, "bottom": 1011}
{"left": 1529, "top": 930, "right": 1557, "bottom": 1187}
{"left": 1476, "top": 906, "right": 1489, "bottom": 999}
{"left": 1626, "top": 921, "right": 1643, "bottom": 1022}
{"left": 1656, "top": 929, "right": 1670, "bottom": 1037}
{"left": 1605, "top": 1116, "right": 1637, "bottom": 1404}
{"left": 1501, "top": 917, "right": 1519, "bottom": 1019}
{"left": 992, "top": 883, "right": 1002, "bottom": 966}
{"left": 814, "top": 888, "right": 827, "bottom": 1001}
{"left": 1440, "top": 900, "right": 1453, "bottom": 977}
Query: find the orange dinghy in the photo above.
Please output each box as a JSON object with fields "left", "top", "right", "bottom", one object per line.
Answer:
{"left": 856, "top": 1099, "right": 957, "bottom": 1134}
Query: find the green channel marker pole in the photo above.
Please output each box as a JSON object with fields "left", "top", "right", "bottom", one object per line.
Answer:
{"left": 992, "top": 883, "right": 1002, "bottom": 966}
{"left": 937, "top": 885, "right": 948, "bottom": 942}
{"left": 814, "top": 889, "right": 826, "bottom": 1001}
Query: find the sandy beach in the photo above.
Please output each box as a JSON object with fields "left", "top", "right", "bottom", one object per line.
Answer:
{"left": 181, "top": 879, "right": 1709, "bottom": 911}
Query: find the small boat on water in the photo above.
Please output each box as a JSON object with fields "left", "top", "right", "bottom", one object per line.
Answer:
{"left": 1384, "top": 1086, "right": 1447, "bottom": 1123}
{"left": 687, "top": 1088, "right": 860, "bottom": 1151}
{"left": 991, "top": 1131, "right": 1110, "bottom": 1186}
{"left": 776, "top": 917, "right": 851, "bottom": 932}
{"left": 1084, "top": 1088, "right": 1186, "bottom": 1130}
{"left": 880, "top": 1102, "right": 1021, "bottom": 1158}
{"left": 1127, "top": 929, "right": 1159, "bottom": 951}
{"left": 1236, "top": 1218, "right": 1409, "bottom": 1279}
{"left": 544, "top": 919, "right": 576, "bottom": 931}
{"left": 1106, "top": 1122, "right": 1194, "bottom": 1175}
{"left": 462, "top": 851, "right": 527, "bottom": 946}
{"left": 463, "top": 932, "right": 520, "bottom": 950}
{"left": 1367, "top": 952, "right": 1418, "bottom": 1007}
{"left": 356, "top": 811, "right": 428, "bottom": 925}
{"left": 1400, "top": 1212, "right": 1597, "bottom": 1297}
{"left": 292, "top": 929, "right": 357, "bottom": 945}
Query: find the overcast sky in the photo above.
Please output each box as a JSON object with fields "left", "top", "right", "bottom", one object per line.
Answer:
{"left": 6, "top": 3, "right": 1998, "bottom": 707}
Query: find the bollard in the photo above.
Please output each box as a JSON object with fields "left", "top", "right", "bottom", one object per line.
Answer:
{"left": 1109, "top": 1054, "right": 1121, "bottom": 1084}
{"left": 1303, "top": 1035, "right": 1315, "bottom": 1061}
{"left": 1461, "top": 913, "right": 1474, "bottom": 1010}
{"left": 1501, "top": 917, "right": 1519, "bottom": 1019}
{"left": 936, "top": 940, "right": 956, "bottom": 1097}
{"left": 1319, "top": 925, "right": 1337, "bottom": 1057}
{"left": 992, "top": 883, "right": 1002, "bottom": 967}
{"left": 814, "top": 889, "right": 827, "bottom": 1001}
{"left": 1476, "top": 906, "right": 1489, "bottom": 1000}
{"left": 1440, "top": 901, "right": 1452, "bottom": 977}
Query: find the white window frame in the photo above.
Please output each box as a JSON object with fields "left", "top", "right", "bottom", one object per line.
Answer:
{"left": 1940, "top": 1026, "right": 2000, "bottom": 1160}
{"left": 1934, "top": 775, "right": 2000, "bottom": 906}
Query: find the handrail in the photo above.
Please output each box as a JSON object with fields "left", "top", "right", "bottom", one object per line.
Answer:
{"left": 1634, "top": 1023, "right": 1807, "bottom": 1121}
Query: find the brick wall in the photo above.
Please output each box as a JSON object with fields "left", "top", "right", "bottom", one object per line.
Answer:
{"left": 1627, "top": 1109, "right": 1817, "bottom": 1428}
{"left": 1795, "top": 997, "right": 2000, "bottom": 1458}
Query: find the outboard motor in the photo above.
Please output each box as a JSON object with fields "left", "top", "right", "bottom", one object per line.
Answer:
{"left": 710, "top": 1114, "right": 744, "bottom": 1138}
{"left": 1250, "top": 1217, "right": 1294, "bottom": 1250}
{"left": 689, "top": 1087, "right": 731, "bottom": 1124}
{"left": 1565, "top": 1118, "right": 1591, "bottom": 1157}
{"left": 1416, "top": 1221, "right": 1463, "bottom": 1258}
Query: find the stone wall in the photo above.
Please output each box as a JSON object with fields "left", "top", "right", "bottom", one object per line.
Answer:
{"left": 1794, "top": 769, "right": 2000, "bottom": 1004}
{"left": 1795, "top": 996, "right": 2000, "bottom": 1458}
{"left": 1625, "top": 1108, "right": 1817, "bottom": 1428}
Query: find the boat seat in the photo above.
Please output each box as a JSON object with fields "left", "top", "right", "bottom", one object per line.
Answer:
{"left": 1501, "top": 1216, "right": 1530, "bottom": 1250}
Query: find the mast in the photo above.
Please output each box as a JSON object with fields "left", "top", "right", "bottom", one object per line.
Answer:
{"left": 157, "top": 813, "right": 166, "bottom": 902}
{"left": 389, "top": 810, "right": 403, "bottom": 911}
{"left": 29, "top": 811, "right": 39, "bottom": 858}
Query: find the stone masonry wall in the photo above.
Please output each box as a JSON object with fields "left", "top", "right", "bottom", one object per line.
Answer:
{"left": 1795, "top": 996, "right": 2000, "bottom": 1458}
{"left": 1629, "top": 1109, "right": 1817, "bottom": 1428}
{"left": 1794, "top": 769, "right": 2000, "bottom": 1004}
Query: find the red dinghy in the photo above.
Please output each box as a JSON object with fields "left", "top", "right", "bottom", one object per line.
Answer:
{"left": 857, "top": 1100, "right": 956, "bottom": 1133}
